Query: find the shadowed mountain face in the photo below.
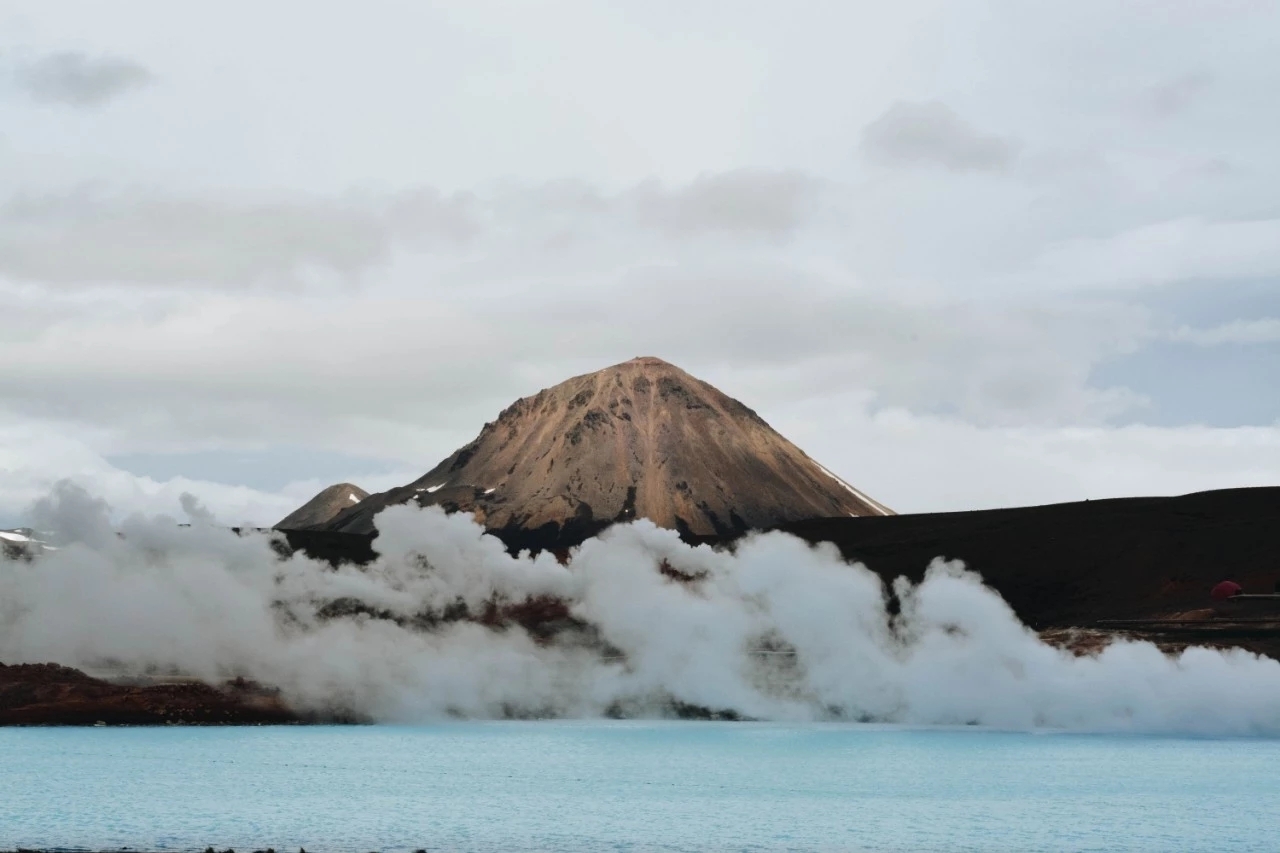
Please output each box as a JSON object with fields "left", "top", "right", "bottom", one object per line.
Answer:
{"left": 276, "top": 483, "right": 368, "bottom": 530}
{"left": 304, "top": 357, "right": 890, "bottom": 542}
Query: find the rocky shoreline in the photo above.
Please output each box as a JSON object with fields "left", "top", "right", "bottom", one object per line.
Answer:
{"left": 0, "top": 663, "right": 311, "bottom": 726}
{"left": 5, "top": 845, "right": 376, "bottom": 850}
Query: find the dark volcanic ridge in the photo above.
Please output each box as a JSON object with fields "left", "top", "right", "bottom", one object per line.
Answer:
{"left": 289, "top": 357, "right": 890, "bottom": 544}
{"left": 281, "top": 486, "right": 1280, "bottom": 633}
{"left": 754, "top": 485, "right": 1280, "bottom": 629}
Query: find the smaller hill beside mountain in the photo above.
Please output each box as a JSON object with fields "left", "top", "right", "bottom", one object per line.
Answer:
{"left": 275, "top": 483, "right": 368, "bottom": 530}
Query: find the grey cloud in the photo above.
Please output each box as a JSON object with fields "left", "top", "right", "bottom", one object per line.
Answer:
{"left": 860, "top": 101, "right": 1019, "bottom": 173}
{"left": 1031, "top": 218, "right": 1280, "bottom": 291}
{"left": 0, "top": 187, "right": 478, "bottom": 288}
{"left": 0, "top": 172, "right": 819, "bottom": 289}
{"left": 481, "top": 172, "right": 823, "bottom": 241}
{"left": 1142, "top": 72, "right": 1214, "bottom": 118}
{"left": 178, "top": 492, "right": 217, "bottom": 525}
{"left": 15, "top": 52, "right": 154, "bottom": 107}
{"left": 0, "top": 164, "right": 1260, "bottom": 460}
{"left": 0, "top": 266, "right": 1150, "bottom": 471}
{"left": 107, "top": 447, "right": 407, "bottom": 494}
{"left": 567, "top": 273, "right": 1150, "bottom": 427}
{"left": 1167, "top": 318, "right": 1280, "bottom": 346}
{"left": 1137, "top": 278, "right": 1280, "bottom": 329}
{"left": 627, "top": 170, "right": 824, "bottom": 238}
{"left": 0, "top": 167, "right": 1162, "bottom": 457}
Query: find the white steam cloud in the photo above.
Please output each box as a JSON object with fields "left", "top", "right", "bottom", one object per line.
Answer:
{"left": 3, "top": 482, "right": 1279, "bottom": 734}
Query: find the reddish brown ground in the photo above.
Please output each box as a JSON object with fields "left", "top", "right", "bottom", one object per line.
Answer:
{"left": 0, "top": 663, "right": 302, "bottom": 726}
{"left": 1041, "top": 626, "right": 1280, "bottom": 659}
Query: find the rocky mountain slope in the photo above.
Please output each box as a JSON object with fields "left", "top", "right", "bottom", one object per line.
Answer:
{"left": 297, "top": 357, "right": 890, "bottom": 541}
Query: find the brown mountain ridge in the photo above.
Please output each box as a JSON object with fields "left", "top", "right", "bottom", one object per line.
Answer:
{"left": 290, "top": 357, "right": 890, "bottom": 543}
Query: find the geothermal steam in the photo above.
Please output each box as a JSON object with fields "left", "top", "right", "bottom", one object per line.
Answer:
{"left": 3, "top": 483, "right": 1280, "bottom": 734}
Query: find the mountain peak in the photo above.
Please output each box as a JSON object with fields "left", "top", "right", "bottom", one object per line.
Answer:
{"left": 303, "top": 359, "right": 892, "bottom": 542}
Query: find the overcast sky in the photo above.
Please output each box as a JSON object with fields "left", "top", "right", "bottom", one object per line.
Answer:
{"left": 1, "top": 0, "right": 1278, "bottom": 527}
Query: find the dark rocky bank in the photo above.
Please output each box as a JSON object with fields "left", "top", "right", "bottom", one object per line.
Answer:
{"left": 0, "top": 663, "right": 308, "bottom": 726}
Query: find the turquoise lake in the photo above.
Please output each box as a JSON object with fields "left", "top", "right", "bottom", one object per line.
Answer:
{"left": 2, "top": 722, "right": 1278, "bottom": 852}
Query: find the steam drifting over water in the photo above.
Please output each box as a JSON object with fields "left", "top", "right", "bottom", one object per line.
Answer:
{"left": 3, "top": 483, "right": 1279, "bottom": 734}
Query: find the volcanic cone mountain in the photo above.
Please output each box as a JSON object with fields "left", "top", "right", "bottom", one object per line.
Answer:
{"left": 303, "top": 357, "right": 891, "bottom": 543}
{"left": 275, "top": 483, "right": 369, "bottom": 529}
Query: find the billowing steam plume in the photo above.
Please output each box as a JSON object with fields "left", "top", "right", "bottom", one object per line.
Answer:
{"left": 3, "top": 482, "right": 1279, "bottom": 734}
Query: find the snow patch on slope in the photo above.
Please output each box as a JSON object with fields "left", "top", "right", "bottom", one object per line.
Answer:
{"left": 814, "top": 463, "right": 894, "bottom": 516}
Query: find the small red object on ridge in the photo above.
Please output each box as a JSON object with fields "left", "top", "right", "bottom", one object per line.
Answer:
{"left": 1211, "top": 580, "right": 1243, "bottom": 600}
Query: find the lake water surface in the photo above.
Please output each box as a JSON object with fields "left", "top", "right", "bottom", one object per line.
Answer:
{"left": 2, "top": 722, "right": 1278, "bottom": 852}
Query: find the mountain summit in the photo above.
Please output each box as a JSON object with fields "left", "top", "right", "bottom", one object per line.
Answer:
{"left": 297, "top": 357, "right": 891, "bottom": 543}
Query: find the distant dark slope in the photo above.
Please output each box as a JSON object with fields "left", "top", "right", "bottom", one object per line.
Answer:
{"left": 760, "top": 486, "right": 1280, "bottom": 628}
{"left": 276, "top": 483, "right": 368, "bottom": 530}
